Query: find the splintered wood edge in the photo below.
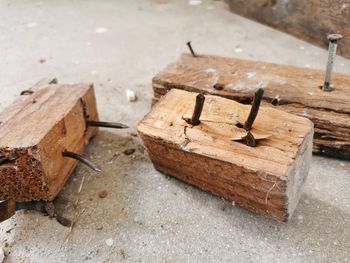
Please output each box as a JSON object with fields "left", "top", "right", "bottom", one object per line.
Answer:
{"left": 140, "top": 89, "right": 313, "bottom": 173}
{"left": 152, "top": 53, "right": 350, "bottom": 114}
{"left": 152, "top": 53, "right": 350, "bottom": 159}
{"left": 138, "top": 89, "right": 313, "bottom": 221}
{"left": 0, "top": 83, "right": 98, "bottom": 201}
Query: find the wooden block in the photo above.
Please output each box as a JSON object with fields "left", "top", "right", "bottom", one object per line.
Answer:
{"left": 138, "top": 89, "right": 313, "bottom": 221}
{"left": 225, "top": 0, "right": 350, "bottom": 59}
{"left": 0, "top": 82, "right": 98, "bottom": 201}
{"left": 153, "top": 53, "right": 350, "bottom": 159}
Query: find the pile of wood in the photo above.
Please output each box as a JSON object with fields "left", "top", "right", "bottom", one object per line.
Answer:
{"left": 153, "top": 53, "right": 350, "bottom": 159}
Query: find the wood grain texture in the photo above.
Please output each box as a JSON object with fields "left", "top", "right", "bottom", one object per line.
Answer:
{"left": 0, "top": 82, "right": 98, "bottom": 201}
{"left": 225, "top": 0, "right": 350, "bottom": 59}
{"left": 153, "top": 53, "right": 350, "bottom": 159}
{"left": 138, "top": 89, "right": 313, "bottom": 221}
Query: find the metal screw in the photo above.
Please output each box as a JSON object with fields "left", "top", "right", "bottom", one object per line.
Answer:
{"left": 322, "top": 34, "right": 342, "bottom": 91}
{"left": 186, "top": 41, "right": 197, "bottom": 57}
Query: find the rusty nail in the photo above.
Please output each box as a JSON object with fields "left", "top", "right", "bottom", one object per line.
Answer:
{"left": 186, "top": 41, "right": 197, "bottom": 57}
{"left": 86, "top": 120, "right": 128, "bottom": 129}
{"left": 187, "top": 94, "right": 205, "bottom": 126}
{"left": 62, "top": 150, "right": 101, "bottom": 172}
{"left": 244, "top": 88, "right": 264, "bottom": 131}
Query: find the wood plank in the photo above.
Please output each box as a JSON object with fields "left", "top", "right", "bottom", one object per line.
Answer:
{"left": 225, "top": 0, "right": 350, "bottom": 59}
{"left": 138, "top": 89, "right": 313, "bottom": 221}
{"left": 152, "top": 53, "right": 350, "bottom": 159}
{"left": 0, "top": 83, "right": 98, "bottom": 201}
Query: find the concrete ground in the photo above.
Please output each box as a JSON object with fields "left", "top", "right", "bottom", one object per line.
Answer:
{"left": 0, "top": 0, "right": 350, "bottom": 262}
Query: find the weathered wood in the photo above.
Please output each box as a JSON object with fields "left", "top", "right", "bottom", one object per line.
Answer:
{"left": 153, "top": 53, "right": 350, "bottom": 159}
{"left": 138, "top": 89, "right": 313, "bottom": 221}
{"left": 0, "top": 82, "right": 98, "bottom": 201}
{"left": 225, "top": 0, "right": 350, "bottom": 59}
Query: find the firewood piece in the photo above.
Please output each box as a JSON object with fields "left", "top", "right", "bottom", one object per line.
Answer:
{"left": 0, "top": 83, "right": 98, "bottom": 201}
{"left": 138, "top": 89, "right": 313, "bottom": 221}
{"left": 152, "top": 53, "right": 350, "bottom": 159}
{"left": 225, "top": 0, "right": 350, "bottom": 60}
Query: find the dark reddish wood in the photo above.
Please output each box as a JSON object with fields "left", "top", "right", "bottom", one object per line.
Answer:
{"left": 225, "top": 0, "right": 350, "bottom": 59}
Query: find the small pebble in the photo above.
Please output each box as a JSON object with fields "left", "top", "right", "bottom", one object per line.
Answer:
{"left": 188, "top": 0, "right": 202, "bottom": 5}
{"left": 234, "top": 46, "right": 243, "bottom": 53}
{"left": 95, "top": 27, "right": 108, "bottom": 33}
{"left": 98, "top": 190, "right": 108, "bottom": 199}
{"left": 123, "top": 148, "right": 135, "bottom": 155}
{"left": 126, "top": 89, "right": 137, "bottom": 102}
{"left": 39, "top": 58, "right": 46, "bottom": 64}
{"left": 105, "top": 238, "right": 114, "bottom": 246}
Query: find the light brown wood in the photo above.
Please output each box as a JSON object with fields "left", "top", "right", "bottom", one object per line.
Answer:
{"left": 0, "top": 82, "right": 98, "bottom": 201}
{"left": 225, "top": 0, "right": 350, "bottom": 59}
{"left": 153, "top": 53, "right": 350, "bottom": 159}
{"left": 138, "top": 89, "right": 313, "bottom": 221}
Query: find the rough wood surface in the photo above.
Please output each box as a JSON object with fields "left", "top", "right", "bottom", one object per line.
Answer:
{"left": 139, "top": 89, "right": 313, "bottom": 221}
{"left": 153, "top": 53, "right": 350, "bottom": 159}
{"left": 0, "top": 82, "right": 98, "bottom": 201}
{"left": 225, "top": 0, "right": 350, "bottom": 59}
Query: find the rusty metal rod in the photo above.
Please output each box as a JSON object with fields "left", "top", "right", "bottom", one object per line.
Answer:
{"left": 186, "top": 41, "right": 197, "bottom": 57}
{"left": 244, "top": 88, "right": 264, "bottom": 131}
{"left": 188, "top": 94, "right": 205, "bottom": 126}
{"left": 86, "top": 120, "right": 128, "bottom": 129}
{"left": 62, "top": 150, "right": 101, "bottom": 172}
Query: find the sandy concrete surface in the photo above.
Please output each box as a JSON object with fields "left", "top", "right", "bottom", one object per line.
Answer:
{"left": 0, "top": 0, "right": 349, "bottom": 262}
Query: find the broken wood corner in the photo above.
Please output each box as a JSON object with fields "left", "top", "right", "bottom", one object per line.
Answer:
{"left": 138, "top": 89, "right": 313, "bottom": 221}
{"left": 0, "top": 81, "right": 98, "bottom": 202}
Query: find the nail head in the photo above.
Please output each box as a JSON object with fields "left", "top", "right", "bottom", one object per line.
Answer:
{"left": 327, "top": 34, "right": 342, "bottom": 42}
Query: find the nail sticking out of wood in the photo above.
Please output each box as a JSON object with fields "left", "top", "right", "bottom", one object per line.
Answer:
{"left": 322, "top": 34, "right": 342, "bottom": 92}
{"left": 244, "top": 88, "right": 264, "bottom": 131}
{"left": 138, "top": 89, "right": 314, "bottom": 221}
{"left": 152, "top": 53, "right": 350, "bottom": 159}
{"left": 0, "top": 82, "right": 98, "bottom": 202}
{"left": 62, "top": 150, "right": 101, "bottom": 172}
{"left": 186, "top": 94, "right": 205, "bottom": 125}
{"left": 86, "top": 120, "right": 129, "bottom": 129}
{"left": 186, "top": 41, "right": 197, "bottom": 57}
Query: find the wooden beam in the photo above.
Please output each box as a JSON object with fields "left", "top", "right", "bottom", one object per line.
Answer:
{"left": 138, "top": 89, "right": 313, "bottom": 221}
{"left": 0, "top": 82, "right": 98, "bottom": 201}
{"left": 152, "top": 53, "right": 350, "bottom": 159}
{"left": 225, "top": 0, "right": 350, "bottom": 59}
